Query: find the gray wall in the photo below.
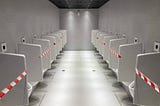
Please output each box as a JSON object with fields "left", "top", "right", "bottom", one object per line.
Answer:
{"left": 99, "top": 0, "right": 160, "bottom": 52}
{"left": 60, "top": 9, "right": 98, "bottom": 50}
{"left": 0, "top": 0, "right": 59, "bottom": 53}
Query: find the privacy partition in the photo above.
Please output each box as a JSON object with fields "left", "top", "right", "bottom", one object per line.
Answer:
{"left": 134, "top": 52, "right": 160, "bottom": 106}
{"left": 98, "top": 33, "right": 108, "bottom": 57}
{"left": 109, "top": 38, "right": 128, "bottom": 74}
{"left": 17, "top": 43, "right": 43, "bottom": 84}
{"left": 32, "top": 39, "right": 51, "bottom": 73}
{"left": 103, "top": 36, "right": 117, "bottom": 63}
{"left": 42, "top": 36, "right": 57, "bottom": 62}
{"left": 0, "top": 53, "right": 28, "bottom": 106}
{"left": 118, "top": 43, "right": 143, "bottom": 83}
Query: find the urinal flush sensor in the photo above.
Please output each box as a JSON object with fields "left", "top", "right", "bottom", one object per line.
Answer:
{"left": 154, "top": 41, "right": 160, "bottom": 52}
{"left": 134, "top": 37, "right": 138, "bottom": 44}
{"left": 33, "top": 34, "right": 37, "bottom": 38}
{"left": 21, "top": 37, "right": 26, "bottom": 43}
{"left": 1, "top": 42, "right": 7, "bottom": 53}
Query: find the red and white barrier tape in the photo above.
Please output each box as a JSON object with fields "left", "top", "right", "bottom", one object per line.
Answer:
{"left": 0, "top": 70, "right": 28, "bottom": 99}
{"left": 40, "top": 48, "right": 51, "bottom": 58}
{"left": 109, "top": 48, "right": 121, "bottom": 59}
{"left": 135, "top": 69, "right": 160, "bottom": 93}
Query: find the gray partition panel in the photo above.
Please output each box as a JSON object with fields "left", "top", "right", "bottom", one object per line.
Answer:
{"left": 109, "top": 38, "right": 128, "bottom": 73}
{"left": 104, "top": 36, "right": 117, "bottom": 62}
{"left": 53, "top": 34, "right": 62, "bottom": 53}
{"left": 58, "top": 33, "right": 64, "bottom": 50}
{"left": 0, "top": 53, "right": 28, "bottom": 106}
{"left": 101, "top": 36, "right": 108, "bottom": 58}
{"left": 134, "top": 52, "right": 160, "bottom": 106}
{"left": 118, "top": 43, "right": 142, "bottom": 83}
{"left": 42, "top": 36, "right": 57, "bottom": 62}
{"left": 97, "top": 34, "right": 104, "bottom": 52}
{"left": 32, "top": 39, "right": 51, "bottom": 72}
{"left": 91, "top": 30, "right": 99, "bottom": 44}
{"left": 60, "top": 30, "right": 67, "bottom": 45}
{"left": 54, "top": 33, "right": 63, "bottom": 51}
{"left": 95, "top": 32, "right": 101, "bottom": 49}
{"left": 47, "top": 35, "right": 58, "bottom": 57}
{"left": 58, "top": 31, "right": 66, "bottom": 47}
{"left": 49, "top": 34, "right": 60, "bottom": 54}
{"left": 18, "top": 43, "right": 43, "bottom": 82}
{"left": 99, "top": 34, "right": 108, "bottom": 57}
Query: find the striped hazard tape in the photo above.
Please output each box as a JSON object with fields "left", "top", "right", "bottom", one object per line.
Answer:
{"left": 109, "top": 48, "right": 121, "bottom": 59}
{"left": 0, "top": 70, "right": 28, "bottom": 99}
{"left": 40, "top": 48, "right": 51, "bottom": 58}
{"left": 40, "top": 41, "right": 57, "bottom": 58}
{"left": 136, "top": 69, "right": 160, "bottom": 93}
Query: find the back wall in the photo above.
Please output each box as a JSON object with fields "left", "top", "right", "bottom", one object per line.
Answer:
{"left": 60, "top": 9, "right": 98, "bottom": 50}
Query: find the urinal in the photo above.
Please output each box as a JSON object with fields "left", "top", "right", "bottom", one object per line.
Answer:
{"left": 129, "top": 81, "right": 134, "bottom": 98}
{"left": 27, "top": 82, "right": 33, "bottom": 97}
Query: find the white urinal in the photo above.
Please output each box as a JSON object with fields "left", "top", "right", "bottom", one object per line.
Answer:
{"left": 27, "top": 82, "right": 33, "bottom": 97}
{"left": 129, "top": 81, "right": 135, "bottom": 98}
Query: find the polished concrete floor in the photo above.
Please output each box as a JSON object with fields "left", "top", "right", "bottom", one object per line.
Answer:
{"left": 29, "top": 51, "right": 134, "bottom": 106}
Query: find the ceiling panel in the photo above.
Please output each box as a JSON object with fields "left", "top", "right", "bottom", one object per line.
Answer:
{"left": 49, "top": 0, "right": 110, "bottom": 9}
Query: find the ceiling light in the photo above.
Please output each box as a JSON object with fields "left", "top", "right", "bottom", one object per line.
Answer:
{"left": 77, "top": 10, "right": 80, "bottom": 16}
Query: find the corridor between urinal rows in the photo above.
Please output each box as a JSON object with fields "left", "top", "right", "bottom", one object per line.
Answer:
{"left": 29, "top": 51, "right": 133, "bottom": 106}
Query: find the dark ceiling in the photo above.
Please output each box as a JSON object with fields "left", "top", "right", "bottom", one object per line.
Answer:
{"left": 49, "top": 0, "right": 110, "bottom": 9}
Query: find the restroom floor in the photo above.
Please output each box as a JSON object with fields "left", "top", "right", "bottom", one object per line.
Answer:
{"left": 29, "top": 51, "right": 134, "bottom": 106}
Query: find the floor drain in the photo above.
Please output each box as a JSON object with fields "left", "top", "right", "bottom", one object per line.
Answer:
{"left": 92, "top": 70, "right": 96, "bottom": 72}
